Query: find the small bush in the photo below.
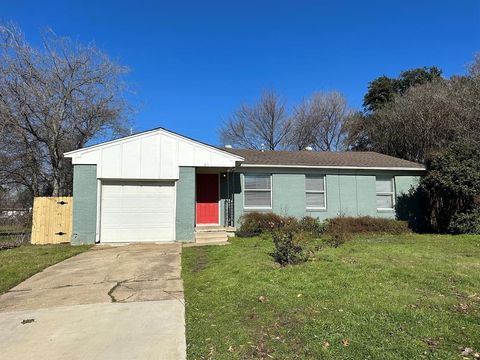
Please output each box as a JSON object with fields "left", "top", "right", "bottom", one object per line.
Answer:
{"left": 272, "top": 229, "right": 309, "bottom": 266}
{"left": 298, "top": 216, "right": 325, "bottom": 236}
{"left": 239, "top": 213, "right": 323, "bottom": 265}
{"left": 325, "top": 227, "right": 351, "bottom": 248}
{"left": 238, "top": 212, "right": 298, "bottom": 237}
{"left": 448, "top": 210, "right": 480, "bottom": 234}
{"left": 325, "top": 216, "right": 411, "bottom": 235}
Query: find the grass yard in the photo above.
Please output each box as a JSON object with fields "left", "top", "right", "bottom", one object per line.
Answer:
{"left": 182, "top": 235, "right": 480, "bottom": 359}
{"left": 0, "top": 244, "right": 91, "bottom": 293}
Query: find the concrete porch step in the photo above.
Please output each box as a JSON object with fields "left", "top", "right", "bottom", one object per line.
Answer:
{"left": 195, "top": 238, "right": 228, "bottom": 244}
{"left": 183, "top": 241, "right": 230, "bottom": 247}
{"left": 194, "top": 227, "right": 228, "bottom": 244}
{"left": 195, "top": 225, "right": 225, "bottom": 232}
{"left": 195, "top": 233, "right": 228, "bottom": 243}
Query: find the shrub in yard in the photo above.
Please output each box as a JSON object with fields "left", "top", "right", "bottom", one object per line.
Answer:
{"left": 419, "top": 141, "right": 480, "bottom": 233}
{"left": 396, "top": 188, "right": 431, "bottom": 233}
{"left": 325, "top": 216, "right": 411, "bottom": 235}
{"left": 272, "top": 229, "right": 309, "bottom": 266}
{"left": 448, "top": 209, "right": 480, "bottom": 234}
{"left": 297, "top": 216, "right": 325, "bottom": 237}
{"left": 238, "top": 213, "right": 326, "bottom": 238}
{"left": 238, "top": 212, "right": 298, "bottom": 236}
{"left": 325, "top": 226, "right": 351, "bottom": 248}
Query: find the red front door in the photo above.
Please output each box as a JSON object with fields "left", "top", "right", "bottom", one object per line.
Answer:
{"left": 196, "top": 174, "right": 219, "bottom": 224}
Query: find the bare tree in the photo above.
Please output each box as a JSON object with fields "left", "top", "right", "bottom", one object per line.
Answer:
{"left": 0, "top": 24, "right": 131, "bottom": 197}
{"left": 288, "top": 92, "right": 349, "bottom": 151}
{"left": 468, "top": 53, "right": 480, "bottom": 78}
{"left": 286, "top": 99, "right": 316, "bottom": 151}
{"left": 219, "top": 90, "right": 291, "bottom": 150}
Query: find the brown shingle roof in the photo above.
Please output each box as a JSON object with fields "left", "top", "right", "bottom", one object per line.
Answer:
{"left": 224, "top": 149, "right": 425, "bottom": 169}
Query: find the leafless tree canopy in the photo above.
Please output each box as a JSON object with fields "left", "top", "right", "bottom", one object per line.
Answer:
{"left": 468, "top": 53, "right": 480, "bottom": 78}
{"left": 219, "top": 90, "right": 351, "bottom": 151}
{"left": 288, "top": 92, "right": 349, "bottom": 151}
{"left": 219, "top": 90, "right": 291, "bottom": 150}
{"left": 0, "top": 24, "right": 130, "bottom": 198}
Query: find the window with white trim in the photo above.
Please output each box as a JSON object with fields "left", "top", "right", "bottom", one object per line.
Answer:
{"left": 244, "top": 174, "right": 272, "bottom": 209}
{"left": 305, "top": 175, "right": 326, "bottom": 209}
{"left": 376, "top": 176, "right": 395, "bottom": 210}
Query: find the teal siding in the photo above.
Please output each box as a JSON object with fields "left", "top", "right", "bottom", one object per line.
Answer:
{"left": 356, "top": 175, "right": 377, "bottom": 216}
{"left": 338, "top": 175, "right": 358, "bottom": 216}
{"left": 72, "top": 165, "right": 97, "bottom": 245}
{"left": 395, "top": 175, "right": 420, "bottom": 196}
{"left": 318, "top": 174, "right": 339, "bottom": 218}
{"left": 233, "top": 169, "right": 422, "bottom": 226}
{"left": 175, "top": 167, "right": 196, "bottom": 241}
{"left": 272, "top": 174, "right": 305, "bottom": 217}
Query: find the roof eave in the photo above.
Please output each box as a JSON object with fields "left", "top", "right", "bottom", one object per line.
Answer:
{"left": 239, "top": 163, "right": 426, "bottom": 171}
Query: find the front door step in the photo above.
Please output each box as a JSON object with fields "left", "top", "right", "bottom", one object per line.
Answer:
{"left": 194, "top": 226, "right": 228, "bottom": 244}
{"left": 195, "top": 225, "right": 225, "bottom": 232}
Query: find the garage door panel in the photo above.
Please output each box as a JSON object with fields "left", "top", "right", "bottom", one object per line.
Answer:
{"left": 100, "top": 181, "right": 175, "bottom": 243}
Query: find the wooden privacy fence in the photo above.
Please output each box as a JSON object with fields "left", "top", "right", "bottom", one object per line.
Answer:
{"left": 31, "top": 197, "right": 73, "bottom": 245}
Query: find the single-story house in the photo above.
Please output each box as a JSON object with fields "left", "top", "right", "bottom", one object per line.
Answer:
{"left": 64, "top": 127, "right": 425, "bottom": 244}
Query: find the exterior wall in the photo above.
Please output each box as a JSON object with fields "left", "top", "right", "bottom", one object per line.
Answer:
{"left": 395, "top": 175, "right": 420, "bottom": 196}
{"left": 71, "top": 165, "right": 97, "bottom": 245}
{"left": 175, "top": 167, "right": 196, "bottom": 241}
{"left": 233, "top": 168, "right": 422, "bottom": 226}
{"left": 272, "top": 174, "right": 305, "bottom": 217}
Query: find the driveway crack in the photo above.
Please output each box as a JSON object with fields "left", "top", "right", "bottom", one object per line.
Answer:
{"left": 107, "top": 281, "right": 125, "bottom": 302}
{"left": 107, "top": 279, "right": 136, "bottom": 302}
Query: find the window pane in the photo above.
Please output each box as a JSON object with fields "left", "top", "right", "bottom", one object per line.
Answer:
{"left": 376, "top": 177, "right": 393, "bottom": 193}
{"left": 306, "top": 175, "right": 325, "bottom": 192}
{"left": 306, "top": 192, "right": 325, "bottom": 208}
{"left": 245, "top": 175, "right": 271, "bottom": 190}
{"left": 376, "top": 194, "right": 393, "bottom": 209}
{"left": 245, "top": 191, "right": 271, "bottom": 208}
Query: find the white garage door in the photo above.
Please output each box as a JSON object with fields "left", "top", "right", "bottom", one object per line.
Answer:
{"left": 100, "top": 181, "right": 176, "bottom": 243}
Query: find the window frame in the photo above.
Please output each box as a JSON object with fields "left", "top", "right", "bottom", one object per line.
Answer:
{"left": 375, "top": 176, "right": 395, "bottom": 211}
{"left": 243, "top": 173, "right": 273, "bottom": 210}
{"left": 305, "top": 174, "right": 327, "bottom": 210}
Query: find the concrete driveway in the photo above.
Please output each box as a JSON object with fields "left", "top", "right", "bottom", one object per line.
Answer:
{"left": 0, "top": 243, "right": 186, "bottom": 360}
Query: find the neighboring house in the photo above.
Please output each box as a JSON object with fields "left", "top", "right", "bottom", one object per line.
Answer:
{"left": 64, "top": 127, "right": 425, "bottom": 245}
{"left": 0, "top": 208, "right": 31, "bottom": 218}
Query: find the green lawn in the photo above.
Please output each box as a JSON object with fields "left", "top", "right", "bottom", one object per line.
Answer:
{"left": 0, "top": 244, "right": 91, "bottom": 294}
{"left": 182, "top": 235, "right": 480, "bottom": 359}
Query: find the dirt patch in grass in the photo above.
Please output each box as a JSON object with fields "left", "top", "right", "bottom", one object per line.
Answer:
{"left": 242, "top": 308, "right": 311, "bottom": 359}
{"left": 244, "top": 329, "right": 273, "bottom": 359}
{"left": 191, "top": 247, "right": 209, "bottom": 273}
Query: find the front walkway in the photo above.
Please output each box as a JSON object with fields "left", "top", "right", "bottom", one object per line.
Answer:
{"left": 0, "top": 243, "right": 186, "bottom": 360}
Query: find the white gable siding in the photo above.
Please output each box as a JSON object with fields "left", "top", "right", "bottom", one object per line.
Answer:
{"left": 66, "top": 129, "right": 243, "bottom": 180}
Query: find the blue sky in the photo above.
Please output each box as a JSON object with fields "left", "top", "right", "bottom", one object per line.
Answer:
{"left": 2, "top": 1, "right": 479, "bottom": 145}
